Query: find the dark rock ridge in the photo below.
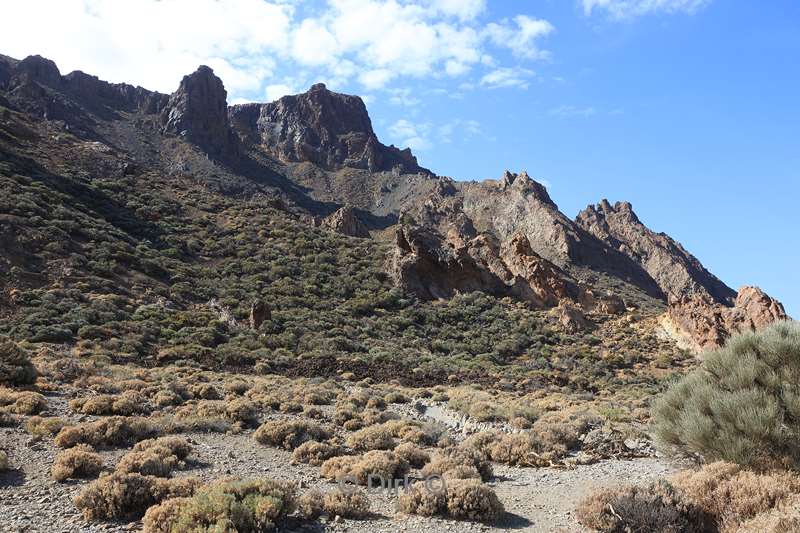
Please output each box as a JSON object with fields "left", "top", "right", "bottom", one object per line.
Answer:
{"left": 161, "top": 66, "right": 235, "bottom": 157}
{"left": 229, "top": 83, "right": 424, "bottom": 173}
{"left": 0, "top": 54, "right": 168, "bottom": 122}
{"left": 576, "top": 199, "right": 735, "bottom": 303}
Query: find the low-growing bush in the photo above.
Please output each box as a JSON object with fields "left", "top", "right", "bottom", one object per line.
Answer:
{"left": 346, "top": 425, "right": 396, "bottom": 451}
{"left": 577, "top": 480, "right": 710, "bottom": 533}
{"left": 141, "top": 478, "right": 295, "bottom": 532}
{"left": 0, "top": 388, "right": 47, "bottom": 415}
{"left": 292, "top": 440, "right": 342, "bottom": 466}
{"left": 653, "top": 321, "right": 800, "bottom": 469}
{"left": 321, "top": 450, "right": 410, "bottom": 485}
{"left": 117, "top": 446, "right": 179, "bottom": 477}
{"left": 52, "top": 445, "right": 104, "bottom": 482}
{"left": 399, "top": 479, "right": 504, "bottom": 523}
{"left": 394, "top": 442, "right": 430, "bottom": 468}
{"left": 423, "top": 446, "right": 493, "bottom": 482}
{"left": 54, "top": 416, "right": 160, "bottom": 449}
{"left": 69, "top": 392, "right": 151, "bottom": 416}
{"left": 0, "top": 450, "right": 8, "bottom": 470}
{"left": 0, "top": 337, "right": 37, "bottom": 386}
{"left": 253, "top": 420, "right": 331, "bottom": 450}
{"left": 26, "top": 416, "right": 68, "bottom": 437}
{"left": 671, "top": 462, "right": 800, "bottom": 531}
{"left": 322, "top": 488, "right": 371, "bottom": 519}
{"left": 133, "top": 436, "right": 192, "bottom": 461}
{"left": 74, "top": 472, "right": 199, "bottom": 521}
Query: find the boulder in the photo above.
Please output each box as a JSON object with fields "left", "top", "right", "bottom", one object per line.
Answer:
{"left": 249, "top": 300, "right": 271, "bottom": 331}
{"left": 322, "top": 206, "right": 370, "bottom": 238}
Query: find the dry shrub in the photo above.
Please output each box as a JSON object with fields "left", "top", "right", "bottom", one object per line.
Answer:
{"left": 0, "top": 411, "right": 14, "bottom": 427}
{"left": 394, "top": 442, "right": 430, "bottom": 468}
{"left": 297, "top": 489, "right": 324, "bottom": 519}
{"left": 292, "top": 440, "right": 342, "bottom": 466}
{"left": 0, "top": 337, "right": 37, "bottom": 386}
{"left": 653, "top": 321, "right": 800, "bottom": 469}
{"left": 384, "top": 391, "right": 410, "bottom": 404}
{"left": 399, "top": 479, "right": 503, "bottom": 523}
{"left": 152, "top": 389, "right": 183, "bottom": 407}
{"left": 279, "top": 402, "right": 303, "bottom": 413}
{"left": 70, "top": 392, "right": 150, "bottom": 416}
{"left": 141, "top": 478, "right": 295, "bottom": 533}
{"left": 423, "top": 446, "right": 493, "bottom": 482}
{"left": 576, "top": 480, "right": 710, "bottom": 533}
{"left": 187, "top": 383, "right": 220, "bottom": 400}
{"left": 737, "top": 495, "right": 800, "bottom": 533}
{"left": 383, "top": 419, "right": 441, "bottom": 446}
{"left": 225, "top": 397, "right": 259, "bottom": 425}
{"left": 322, "top": 488, "right": 371, "bottom": 518}
{"left": 133, "top": 436, "right": 192, "bottom": 461}
{"left": 52, "top": 445, "right": 104, "bottom": 482}
{"left": 26, "top": 416, "right": 68, "bottom": 438}
{"left": 75, "top": 472, "right": 199, "bottom": 521}
{"left": 117, "top": 446, "right": 179, "bottom": 477}
{"left": 446, "top": 479, "right": 505, "bottom": 522}
{"left": 343, "top": 419, "right": 364, "bottom": 431}
{"left": 489, "top": 433, "right": 554, "bottom": 467}
{"left": 398, "top": 482, "right": 447, "bottom": 516}
{"left": 253, "top": 420, "right": 331, "bottom": 450}
{"left": 303, "top": 406, "right": 324, "bottom": 419}
{"left": 0, "top": 450, "right": 8, "bottom": 470}
{"left": 54, "top": 416, "right": 160, "bottom": 449}
{"left": 0, "top": 388, "right": 47, "bottom": 415}
{"left": 347, "top": 425, "right": 395, "bottom": 451}
{"left": 334, "top": 407, "right": 359, "bottom": 425}
{"left": 224, "top": 379, "right": 251, "bottom": 395}
{"left": 321, "top": 451, "right": 409, "bottom": 485}
{"left": 671, "top": 462, "right": 800, "bottom": 531}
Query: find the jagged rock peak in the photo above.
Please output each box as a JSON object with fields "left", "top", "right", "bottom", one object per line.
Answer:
{"left": 576, "top": 198, "right": 735, "bottom": 303}
{"left": 15, "top": 55, "right": 62, "bottom": 87}
{"left": 499, "top": 170, "right": 555, "bottom": 207}
{"left": 229, "top": 83, "right": 425, "bottom": 173}
{"left": 322, "top": 205, "right": 370, "bottom": 238}
{"left": 162, "top": 65, "right": 234, "bottom": 156}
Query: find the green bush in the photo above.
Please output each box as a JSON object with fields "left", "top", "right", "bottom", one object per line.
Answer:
{"left": 652, "top": 320, "right": 800, "bottom": 469}
{"left": 0, "top": 337, "right": 37, "bottom": 386}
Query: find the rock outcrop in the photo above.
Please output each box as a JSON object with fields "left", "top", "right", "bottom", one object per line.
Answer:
{"left": 667, "top": 286, "right": 788, "bottom": 351}
{"left": 161, "top": 66, "right": 234, "bottom": 157}
{"left": 249, "top": 300, "right": 271, "bottom": 331}
{"left": 322, "top": 206, "right": 370, "bottom": 238}
{"left": 229, "top": 83, "right": 423, "bottom": 173}
{"left": 576, "top": 199, "right": 735, "bottom": 303}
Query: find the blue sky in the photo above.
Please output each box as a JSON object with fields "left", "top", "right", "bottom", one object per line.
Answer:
{"left": 2, "top": 0, "right": 798, "bottom": 316}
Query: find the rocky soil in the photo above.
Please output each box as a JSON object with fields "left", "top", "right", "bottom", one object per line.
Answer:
{"left": 1, "top": 390, "right": 678, "bottom": 533}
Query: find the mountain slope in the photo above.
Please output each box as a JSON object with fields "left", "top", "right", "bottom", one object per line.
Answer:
{"left": 0, "top": 53, "right": 787, "bottom": 358}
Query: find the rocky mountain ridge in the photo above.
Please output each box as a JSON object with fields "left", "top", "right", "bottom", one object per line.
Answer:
{"left": 0, "top": 53, "right": 788, "bottom": 352}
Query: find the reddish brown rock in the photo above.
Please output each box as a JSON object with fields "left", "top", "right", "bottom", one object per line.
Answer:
{"left": 551, "top": 304, "right": 594, "bottom": 333}
{"left": 322, "top": 206, "right": 370, "bottom": 238}
{"left": 249, "top": 300, "right": 271, "bottom": 331}
{"left": 667, "top": 286, "right": 788, "bottom": 352}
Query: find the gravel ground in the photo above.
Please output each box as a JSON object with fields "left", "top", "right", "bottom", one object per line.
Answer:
{"left": 0, "top": 392, "right": 679, "bottom": 532}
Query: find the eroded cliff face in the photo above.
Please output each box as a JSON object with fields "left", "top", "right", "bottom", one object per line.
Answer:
{"left": 575, "top": 200, "right": 786, "bottom": 350}
{"left": 229, "top": 83, "right": 423, "bottom": 173}
{"left": 576, "top": 199, "right": 735, "bottom": 303}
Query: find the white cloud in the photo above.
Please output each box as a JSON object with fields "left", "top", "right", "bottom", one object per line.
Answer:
{"left": 0, "top": 0, "right": 292, "bottom": 95}
{"left": 485, "top": 15, "right": 554, "bottom": 60}
{"left": 582, "top": 0, "right": 711, "bottom": 19}
{"left": 438, "top": 119, "right": 482, "bottom": 143}
{"left": 549, "top": 105, "right": 597, "bottom": 117}
{"left": 428, "top": 0, "right": 486, "bottom": 21}
{"left": 480, "top": 67, "right": 535, "bottom": 89}
{"left": 0, "top": 0, "right": 555, "bottom": 99}
{"left": 388, "top": 119, "right": 432, "bottom": 150}
{"left": 265, "top": 83, "right": 300, "bottom": 101}
{"left": 388, "top": 88, "right": 421, "bottom": 107}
